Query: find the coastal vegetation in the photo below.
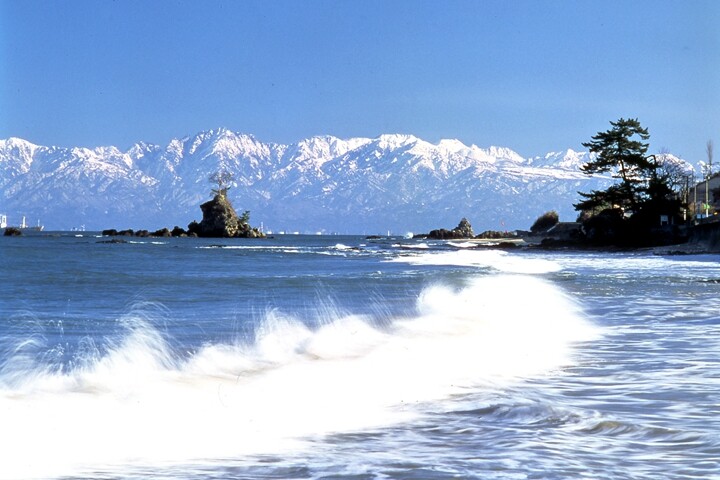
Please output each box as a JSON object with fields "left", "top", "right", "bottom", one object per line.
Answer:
{"left": 209, "top": 170, "right": 235, "bottom": 197}
{"left": 530, "top": 210, "right": 559, "bottom": 234}
{"left": 420, "top": 118, "right": 718, "bottom": 251}
{"left": 573, "top": 118, "right": 686, "bottom": 247}
{"left": 575, "top": 118, "right": 654, "bottom": 214}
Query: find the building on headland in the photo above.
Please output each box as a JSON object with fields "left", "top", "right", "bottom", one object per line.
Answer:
{"left": 692, "top": 173, "right": 720, "bottom": 222}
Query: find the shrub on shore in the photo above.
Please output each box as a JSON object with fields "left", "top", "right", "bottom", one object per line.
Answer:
{"left": 530, "top": 210, "right": 559, "bottom": 234}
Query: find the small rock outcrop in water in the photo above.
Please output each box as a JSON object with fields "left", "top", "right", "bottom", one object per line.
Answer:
{"left": 3, "top": 227, "right": 22, "bottom": 236}
{"left": 102, "top": 226, "right": 194, "bottom": 238}
{"left": 427, "top": 218, "right": 475, "bottom": 239}
{"left": 187, "top": 191, "right": 265, "bottom": 238}
{"left": 102, "top": 189, "right": 265, "bottom": 239}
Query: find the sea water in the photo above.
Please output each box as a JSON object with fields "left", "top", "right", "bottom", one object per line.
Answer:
{"left": 0, "top": 234, "right": 718, "bottom": 479}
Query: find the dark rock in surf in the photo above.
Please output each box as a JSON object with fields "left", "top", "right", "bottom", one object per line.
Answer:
{"left": 151, "top": 228, "right": 172, "bottom": 237}
{"left": 171, "top": 226, "right": 187, "bottom": 237}
{"left": 97, "top": 238, "right": 128, "bottom": 244}
{"left": 101, "top": 191, "right": 264, "bottom": 239}
{"left": 427, "top": 228, "right": 454, "bottom": 239}
{"left": 188, "top": 192, "right": 265, "bottom": 238}
{"left": 427, "top": 218, "right": 475, "bottom": 239}
{"left": 454, "top": 218, "right": 475, "bottom": 237}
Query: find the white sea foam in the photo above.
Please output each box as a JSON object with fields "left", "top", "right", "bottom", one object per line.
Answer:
{"left": 553, "top": 253, "right": 720, "bottom": 277}
{"left": 389, "top": 249, "right": 562, "bottom": 274}
{"left": 197, "top": 245, "right": 303, "bottom": 250}
{"left": 397, "top": 242, "right": 430, "bottom": 250}
{"left": 447, "top": 241, "right": 476, "bottom": 249}
{"left": 0, "top": 276, "right": 596, "bottom": 479}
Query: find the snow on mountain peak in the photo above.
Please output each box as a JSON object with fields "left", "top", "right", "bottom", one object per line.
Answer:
{"left": 0, "top": 137, "right": 39, "bottom": 158}
{"left": 280, "top": 136, "right": 345, "bottom": 171}
{"left": 175, "top": 128, "right": 266, "bottom": 161}
{"left": 1, "top": 129, "right": 683, "bottom": 232}
{"left": 0, "top": 137, "right": 39, "bottom": 173}
{"left": 655, "top": 152, "right": 695, "bottom": 175}
{"left": 1, "top": 137, "right": 37, "bottom": 149}
{"left": 484, "top": 146, "right": 525, "bottom": 163}
{"left": 376, "top": 133, "right": 419, "bottom": 149}
{"left": 436, "top": 138, "right": 469, "bottom": 153}
{"left": 529, "top": 148, "right": 589, "bottom": 170}
{"left": 126, "top": 141, "right": 161, "bottom": 159}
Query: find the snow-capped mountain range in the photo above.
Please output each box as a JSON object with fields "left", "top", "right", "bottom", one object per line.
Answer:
{"left": 0, "top": 128, "right": 690, "bottom": 233}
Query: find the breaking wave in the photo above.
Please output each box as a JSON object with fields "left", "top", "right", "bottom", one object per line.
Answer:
{"left": 0, "top": 275, "right": 597, "bottom": 479}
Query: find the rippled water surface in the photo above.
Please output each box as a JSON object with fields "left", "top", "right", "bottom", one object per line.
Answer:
{"left": 1, "top": 234, "right": 718, "bottom": 479}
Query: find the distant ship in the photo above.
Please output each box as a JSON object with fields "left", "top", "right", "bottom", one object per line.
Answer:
{"left": 1, "top": 215, "right": 44, "bottom": 231}
{"left": 19, "top": 216, "right": 44, "bottom": 232}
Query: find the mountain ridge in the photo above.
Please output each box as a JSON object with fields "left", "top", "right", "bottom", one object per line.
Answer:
{"left": 0, "top": 129, "right": 690, "bottom": 233}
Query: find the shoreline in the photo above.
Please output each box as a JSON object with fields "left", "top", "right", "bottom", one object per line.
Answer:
{"left": 4, "top": 229, "right": 719, "bottom": 254}
{"left": 444, "top": 235, "right": 720, "bottom": 255}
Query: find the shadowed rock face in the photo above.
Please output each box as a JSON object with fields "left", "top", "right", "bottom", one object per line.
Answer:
{"left": 427, "top": 218, "right": 475, "bottom": 239}
{"left": 453, "top": 218, "right": 475, "bottom": 238}
{"left": 198, "top": 194, "right": 242, "bottom": 237}
{"left": 188, "top": 192, "right": 265, "bottom": 238}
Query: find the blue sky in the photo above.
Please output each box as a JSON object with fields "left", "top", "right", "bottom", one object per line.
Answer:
{"left": 1, "top": 0, "right": 718, "bottom": 163}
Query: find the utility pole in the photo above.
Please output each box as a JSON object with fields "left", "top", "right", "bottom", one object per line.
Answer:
{"left": 693, "top": 173, "right": 698, "bottom": 225}
{"left": 707, "top": 140, "right": 714, "bottom": 218}
{"left": 682, "top": 174, "right": 690, "bottom": 223}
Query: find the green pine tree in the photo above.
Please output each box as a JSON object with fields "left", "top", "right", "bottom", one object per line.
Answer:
{"left": 574, "top": 118, "right": 654, "bottom": 213}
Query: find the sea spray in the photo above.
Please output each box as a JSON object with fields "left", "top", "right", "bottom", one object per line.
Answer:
{"left": 0, "top": 275, "right": 597, "bottom": 479}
